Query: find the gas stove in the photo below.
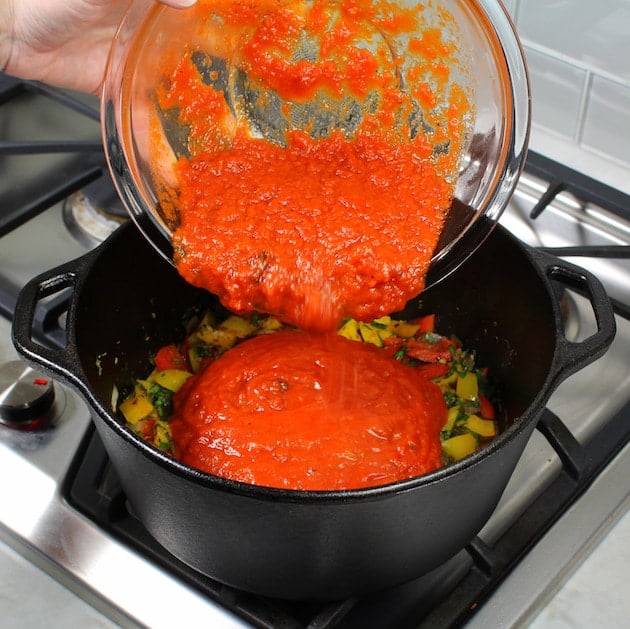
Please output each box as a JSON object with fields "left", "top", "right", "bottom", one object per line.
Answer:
{"left": 1, "top": 74, "right": 629, "bottom": 628}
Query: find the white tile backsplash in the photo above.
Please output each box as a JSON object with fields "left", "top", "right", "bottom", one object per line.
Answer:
{"left": 582, "top": 75, "right": 630, "bottom": 164}
{"left": 525, "top": 47, "right": 587, "bottom": 140}
{"left": 504, "top": 0, "right": 630, "bottom": 194}
{"left": 517, "top": 0, "right": 630, "bottom": 81}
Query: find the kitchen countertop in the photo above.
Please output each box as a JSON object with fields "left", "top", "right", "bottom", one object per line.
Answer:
{"left": 529, "top": 508, "right": 630, "bottom": 628}
{"left": 0, "top": 537, "right": 119, "bottom": 629}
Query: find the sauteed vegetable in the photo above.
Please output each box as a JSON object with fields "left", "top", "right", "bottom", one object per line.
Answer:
{"left": 117, "top": 312, "right": 498, "bottom": 487}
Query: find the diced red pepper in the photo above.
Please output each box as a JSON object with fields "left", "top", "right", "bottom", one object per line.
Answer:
{"left": 154, "top": 344, "right": 187, "bottom": 371}
{"left": 409, "top": 314, "right": 435, "bottom": 333}
{"left": 479, "top": 394, "right": 495, "bottom": 419}
{"left": 405, "top": 337, "right": 454, "bottom": 362}
{"left": 140, "top": 417, "right": 156, "bottom": 439}
{"left": 382, "top": 335, "right": 405, "bottom": 358}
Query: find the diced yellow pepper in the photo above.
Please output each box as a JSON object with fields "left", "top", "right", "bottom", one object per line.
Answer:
{"left": 260, "top": 316, "right": 283, "bottom": 332}
{"left": 391, "top": 320, "right": 420, "bottom": 338}
{"left": 153, "top": 369, "right": 193, "bottom": 392}
{"left": 220, "top": 315, "right": 256, "bottom": 338}
{"left": 442, "top": 406, "right": 460, "bottom": 433}
{"left": 154, "top": 421, "right": 173, "bottom": 451}
{"left": 435, "top": 371, "right": 458, "bottom": 389}
{"left": 197, "top": 327, "right": 238, "bottom": 349}
{"left": 456, "top": 371, "right": 478, "bottom": 400}
{"left": 359, "top": 322, "right": 382, "bottom": 346}
{"left": 195, "top": 312, "right": 216, "bottom": 338}
{"left": 464, "top": 414, "right": 497, "bottom": 438}
{"left": 136, "top": 377, "right": 154, "bottom": 390}
{"left": 196, "top": 313, "right": 247, "bottom": 349}
{"left": 119, "top": 388, "right": 154, "bottom": 424}
{"left": 338, "top": 318, "right": 361, "bottom": 342}
{"left": 372, "top": 315, "right": 392, "bottom": 328}
{"left": 442, "top": 433, "right": 478, "bottom": 462}
{"left": 372, "top": 316, "right": 394, "bottom": 342}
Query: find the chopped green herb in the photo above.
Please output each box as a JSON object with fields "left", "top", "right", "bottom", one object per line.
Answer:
{"left": 195, "top": 344, "right": 216, "bottom": 358}
{"left": 443, "top": 390, "right": 458, "bottom": 407}
{"left": 148, "top": 384, "right": 174, "bottom": 420}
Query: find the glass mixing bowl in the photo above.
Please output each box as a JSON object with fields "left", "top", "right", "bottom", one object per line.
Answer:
{"left": 102, "top": 0, "right": 530, "bottom": 290}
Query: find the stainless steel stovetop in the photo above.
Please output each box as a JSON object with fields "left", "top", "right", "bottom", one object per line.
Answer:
{"left": 0, "top": 77, "right": 629, "bottom": 628}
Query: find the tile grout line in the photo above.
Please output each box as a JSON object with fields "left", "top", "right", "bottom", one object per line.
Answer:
{"left": 521, "top": 39, "right": 630, "bottom": 90}
{"left": 574, "top": 69, "right": 594, "bottom": 146}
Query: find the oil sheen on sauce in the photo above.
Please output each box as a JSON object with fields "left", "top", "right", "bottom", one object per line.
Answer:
{"left": 170, "top": 330, "right": 447, "bottom": 490}
{"left": 152, "top": 0, "right": 472, "bottom": 332}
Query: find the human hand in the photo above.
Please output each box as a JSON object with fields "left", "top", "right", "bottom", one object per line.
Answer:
{"left": 0, "top": 0, "right": 197, "bottom": 94}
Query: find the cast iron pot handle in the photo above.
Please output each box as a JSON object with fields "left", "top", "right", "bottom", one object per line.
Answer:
{"left": 12, "top": 252, "right": 94, "bottom": 392}
{"left": 534, "top": 249, "right": 616, "bottom": 386}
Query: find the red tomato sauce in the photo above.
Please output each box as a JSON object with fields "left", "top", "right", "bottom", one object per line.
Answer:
{"left": 169, "top": 330, "right": 447, "bottom": 490}
{"left": 152, "top": 0, "right": 471, "bottom": 331}
{"left": 172, "top": 127, "right": 453, "bottom": 330}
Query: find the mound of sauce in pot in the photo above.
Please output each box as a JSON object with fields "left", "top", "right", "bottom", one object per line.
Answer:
{"left": 169, "top": 330, "right": 447, "bottom": 490}
{"left": 152, "top": 0, "right": 472, "bottom": 331}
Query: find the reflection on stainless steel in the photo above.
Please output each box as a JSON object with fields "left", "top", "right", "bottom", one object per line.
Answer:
{"left": 62, "top": 190, "right": 125, "bottom": 248}
{"left": 559, "top": 292, "right": 581, "bottom": 342}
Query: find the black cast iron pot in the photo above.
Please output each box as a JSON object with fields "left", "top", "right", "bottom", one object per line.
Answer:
{"left": 12, "top": 221, "right": 615, "bottom": 600}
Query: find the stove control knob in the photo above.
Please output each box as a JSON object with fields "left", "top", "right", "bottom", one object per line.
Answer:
{"left": 0, "top": 360, "right": 56, "bottom": 430}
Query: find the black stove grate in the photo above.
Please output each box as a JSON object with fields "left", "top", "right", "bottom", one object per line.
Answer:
{"left": 0, "top": 74, "right": 105, "bottom": 238}
{"left": 0, "top": 75, "right": 107, "bottom": 332}
{"left": 526, "top": 151, "right": 630, "bottom": 222}
{"left": 521, "top": 152, "right": 630, "bottom": 320}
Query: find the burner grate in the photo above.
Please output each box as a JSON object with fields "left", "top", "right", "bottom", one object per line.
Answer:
{"left": 525, "top": 151, "right": 630, "bottom": 222}
{"left": 521, "top": 151, "right": 630, "bottom": 320}
{"left": 0, "top": 74, "right": 106, "bottom": 237}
